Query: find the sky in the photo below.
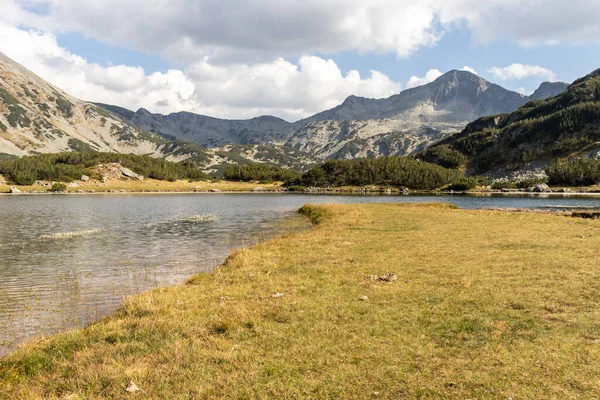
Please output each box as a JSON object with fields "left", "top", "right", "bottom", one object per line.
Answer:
{"left": 1, "top": 0, "right": 599, "bottom": 122}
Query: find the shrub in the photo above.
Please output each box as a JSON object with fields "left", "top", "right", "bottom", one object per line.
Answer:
{"left": 546, "top": 158, "right": 600, "bottom": 186}
{"left": 419, "top": 145, "right": 468, "bottom": 169}
{"left": 447, "top": 178, "right": 478, "bottom": 191}
{"left": 0, "top": 152, "right": 208, "bottom": 185}
{"left": 293, "top": 156, "right": 463, "bottom": 190}
{"left": 224, "top": 163, "right": 301, "bottom": 182}
{"left": 49, "top": 182, "right": 67, "bottom": 192}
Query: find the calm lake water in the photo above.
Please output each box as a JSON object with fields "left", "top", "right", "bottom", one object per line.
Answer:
{"left": 2, "top": 192, "right": 600, "bottom": 355}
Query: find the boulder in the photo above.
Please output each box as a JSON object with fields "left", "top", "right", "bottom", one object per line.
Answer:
{"left": 253, "top": 186, "right": 265, "bottom": 192}
{"left": 120, "top": 167, "right": 140, "bottom": 179}
{"left": 210, "top": 188, "right": 222, "bottom": 193}
{"left": 9, "top": 186, "right": 22, "bottom": 194}
{"left": 528, "top": 184, "right": 552, "bottom": 193}
{"left": 68, "top": 182, "right": 80, "bottom": 188}
{"left": 80, "top": 175, "right": 90, "bottom": 182}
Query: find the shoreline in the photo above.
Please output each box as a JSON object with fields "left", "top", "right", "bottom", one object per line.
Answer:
{"left": 2, "top": 203, "right": 600, "bottom": 397}
{"left": 3, "top": 188, "right": 600, "bottom": 197}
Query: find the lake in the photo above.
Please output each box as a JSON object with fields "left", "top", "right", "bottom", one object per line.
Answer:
{"left": 2, "top": 192, "right": 600, "bottom": 355}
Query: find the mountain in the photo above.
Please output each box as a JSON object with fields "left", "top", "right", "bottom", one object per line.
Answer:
{"left": 284, "top": 71, "right": 566, "bottom": 160}
{"left": 301, "top": 70, "right": 528, "bottom": 123}
{"left": 528, "top": 81, "right": 570, "bottom": 101}
{"left": 102, "top": 70, "right": 568, "bottom": 161}
{"left": 102, "top": 106, "right": 300, "bottom": 148}
{"left": 0, "top": 52, "right": 315, "bottom": 173}
{"left": 0, "top": 52, "right": 175, "bottom": 158}
{"left": 425, "top": 68, "right": 600, "bottom": 177}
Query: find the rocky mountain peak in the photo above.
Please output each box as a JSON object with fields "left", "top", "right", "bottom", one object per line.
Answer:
{"left": 529, "top": 81, "right": 570, "bottom": 100}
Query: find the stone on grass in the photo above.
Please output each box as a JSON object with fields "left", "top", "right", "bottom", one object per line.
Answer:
{"left": 9, "top": 186, "right": 22, "bottom": 194}
{"left": 126, "top": 380, "right": 140, "bottom": 393}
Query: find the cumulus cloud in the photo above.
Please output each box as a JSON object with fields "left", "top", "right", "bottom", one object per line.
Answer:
{"left": 460, "top": 66, "right": 478, "bottom": 75}
{"left": 4, "top": 0, "right": 600, "bottom": 65}
{"left": 488, "top": 64, "right": 557, "bottom": 81}
{"left": 406, "top": 69, "right": 443, "bottom": 89}
{"left": 0, "top": 23, "right": 401, "bottom": 120}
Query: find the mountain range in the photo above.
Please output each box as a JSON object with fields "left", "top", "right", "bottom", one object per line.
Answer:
{"left": 98, "top": 70, "right": 568, "bottom": 160}
{"left": 0, "top": 51, "right": 569, "bottom": 173}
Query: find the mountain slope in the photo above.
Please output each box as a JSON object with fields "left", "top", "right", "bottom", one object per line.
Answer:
{"left": 0, "top": 52, "right": 172, "bottom": 158}
{"left": 105, "top": 70, "right": 567, "bottom": 161}
{"left": 426, "top": 69, "right": 600, "bottom": 175}
{"left": 106, "top": 106, "right": 300, "bottom": 148}
{"left": 528, "top": 81, "right": 570, "bottom": 101}
{"left": 0, "top": 52, "right": 316, "bottom": 173}
{"left": 301, "top": 70, "right": 529, "bottom": 123}
{"left": 284, "top": 72, "right": 567, "bottom": 160}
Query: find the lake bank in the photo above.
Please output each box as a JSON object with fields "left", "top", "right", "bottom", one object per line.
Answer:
{"left": 2, "top": 202, "right": 600, "bottom": 398}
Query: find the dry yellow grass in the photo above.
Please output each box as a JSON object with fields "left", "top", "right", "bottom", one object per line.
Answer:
{"left": 0, "top": 177, "right": 283, "bottom": 194}
{"left": 1, "top": 203, "right": 600, "bottom": 398}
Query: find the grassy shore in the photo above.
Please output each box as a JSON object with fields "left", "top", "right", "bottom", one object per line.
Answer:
{"left": 0, "top": 177, "right": 283, "bottom": 194}
{"left": 2, "top": 203, "right": 600, "bottom": 398}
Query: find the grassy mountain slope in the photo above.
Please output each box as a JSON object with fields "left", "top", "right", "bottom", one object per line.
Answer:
{"left": 428, "top": 68, "right": 600, "bottom": 174}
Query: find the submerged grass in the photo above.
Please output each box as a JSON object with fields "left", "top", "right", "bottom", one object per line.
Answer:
{"left": 2, "top": 203, "right": 600, "bottom": 398}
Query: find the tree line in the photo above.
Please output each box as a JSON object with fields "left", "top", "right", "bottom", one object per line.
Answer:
{"left": 0, "top": 152, "right": 207, "bottom": 185}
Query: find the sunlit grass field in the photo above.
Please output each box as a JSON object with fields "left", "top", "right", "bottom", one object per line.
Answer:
{"left": 1, "top": 203, "right": 600, "bottom": 398}
{"left": 0, "top": 176, "right": 283, "bottom": 194}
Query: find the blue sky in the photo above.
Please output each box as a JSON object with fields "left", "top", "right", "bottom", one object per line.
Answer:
{"left": 1, "top": 0, "right": 600, "bottom": 121}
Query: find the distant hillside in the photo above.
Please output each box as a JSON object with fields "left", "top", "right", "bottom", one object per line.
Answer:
{"left": 103, "top": 70, "right": 568, "bottom": 161}
{"left": 0, "top": 52, "right": 173, "bottom": 158}
{"left": 0, "top": 52, "right": 315, "bottom": 174}
{"left": 285, "top": 71, "right": 567, "bottom": 160}
{"left": 426, "top": 69, "right": 600, "bottom": 176}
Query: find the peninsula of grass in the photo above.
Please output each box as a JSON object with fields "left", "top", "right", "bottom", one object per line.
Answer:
{"left": 2, "top": 203, "right": 600, "bottom": 398}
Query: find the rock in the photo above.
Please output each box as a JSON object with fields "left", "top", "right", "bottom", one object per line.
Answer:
{"left": 210, "top": 188, "right": 222, "bottom": 193}
{"left": 528, "top": 184, "right": 552, "bottom": 193}
{"left": 253, "top": 186, "right": 265, "bottom": 192}
{"left": 9, "top": 186, "right": 21, "bottom": 194}
{"left": 120, "top": 167, "right": 140, "bottom": 179}
{"left": 76, "top": 190, "right": 84, "bottom": 193}
{"left": 272, "top": 292, "right": 284, "bottom": 298}
{"left": 125, "top": 380, "right": 140, "bottom": 393}
{"left": 366, "top": 273, "right": 397, "bottom": 282}
{"left": 80, "top": 175, "right": 90, "bottom": 182}
{"left": 359, "top": 296, "right": 369, "bottom": 301}
{"left": 400, "top": 188, "right": 409, "bottom": 195}
{"left": 67, "top": 182, "right": 80, "bottom": 188}
{"left": 102, "top": 174, "right": 109, "bottom": 183}
{"left": 378, "top": 273, "right": 398, "bottom": 282}
{"left": 136, "top": 175, "right": 144, "bottom": 181}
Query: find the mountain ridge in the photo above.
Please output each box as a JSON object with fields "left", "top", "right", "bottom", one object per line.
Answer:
{"left": 100, "top": 70, "right": 568, "bottom": 160}
{"left": 424, "top": 67, "right": 600, "bottom": 178}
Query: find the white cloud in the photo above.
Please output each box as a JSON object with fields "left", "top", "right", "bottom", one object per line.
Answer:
{"left": 4, "top": 0, "right": 600, "bottom": 66}
{"left": 406, "top": 69, "right": 443, "bottom": 89}
{"left": 460, "top": 66, "right": 478, "bottom": 75}
{"left": 488, "top": 64, "right": 557, "bottom": 81}
{"left": 0, "top": 23, "right": 402, "bottom": 121}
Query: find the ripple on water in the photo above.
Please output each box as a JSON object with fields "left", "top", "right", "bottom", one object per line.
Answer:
{"left": 38, "top": 228, "right": 104, "bottom": 241}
